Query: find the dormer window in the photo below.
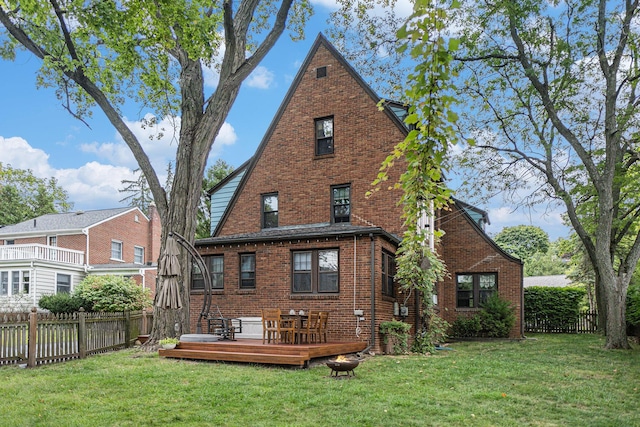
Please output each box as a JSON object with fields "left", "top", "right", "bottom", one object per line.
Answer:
{"left": 315, "top": 117, "right": 334, "bottom": 156}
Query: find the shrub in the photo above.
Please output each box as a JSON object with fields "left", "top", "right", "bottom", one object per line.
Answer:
{"left": 39, "top": 293, "right": 91, "bottom": 314}
{"left": 478, "top": 294, "right": 516, "bottom": 338}
{"left": 74, "top": 275, "right": 152, "bottom": 312}
{"left": 380, "top": 320, "right": 412, "bottom": 355}
{"left": 525, "top": 286, "right": 585, "bottom": 331}
{"left": 412, "top": 312, "right": 450, "bottom": 354}
{"left": 450, "top": 315, "right": 481, "bottom": 338}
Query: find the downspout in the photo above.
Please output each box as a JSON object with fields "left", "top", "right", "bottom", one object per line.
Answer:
{"left": 369, "top": 233, "right": 376, "bottom": 350}
{"left": 83, "top": 228, "right": 89, "bottom": 272}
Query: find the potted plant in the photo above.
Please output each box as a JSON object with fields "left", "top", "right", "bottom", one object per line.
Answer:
{"left": 379, "top": 320, "right": 411, "bottom": 355}
{"left": 159, "top": 337, "right": 179, "bottom": 350}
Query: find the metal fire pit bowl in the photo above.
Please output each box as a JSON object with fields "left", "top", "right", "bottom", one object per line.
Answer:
{"left": 326, "top": 358, "right": 359, "bottom": 379}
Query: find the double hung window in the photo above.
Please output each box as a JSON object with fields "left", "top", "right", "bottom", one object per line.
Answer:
{"left": 111, "top": 240, "right": 123, "bottom": 260}
{"left": 240, "top": 254, "right": 256, "bottom": 289}
{"left": 191, "top": 255, "right": 224, "bottom": 290}
{"left": 315, "top": 117, "right": 334, "bottom": 156}
{"left": 57, "top": 273, "right": 71, "bottom": 294}
{"left": 262, "top": 193, "right": 278, "bottom": 228}
{"left": 292, "top": 249, "right": 339, "bottom": 294}
{"left": 332, "top": 185, "right": 351, "bottom": 223}
{"left": 382, "top": 251, "right": 396, "bottom": 297}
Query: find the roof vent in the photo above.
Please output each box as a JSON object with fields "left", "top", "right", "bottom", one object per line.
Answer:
{"left": 316, "top": 66, "right": 327, "bottom": 78}
{"left": 75, "top": 211, "right": 84, "bottom": 215}
{"left": 33, "top": 219, "right": 36, "bottom": 227}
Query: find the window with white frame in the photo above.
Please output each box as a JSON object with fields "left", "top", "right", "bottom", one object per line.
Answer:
{"left": 0, "top": 271, "right": 31, "bottom": 295}
{"left": 134, "top": 246, "right": 145, "bottom": 264}
{"left": 111, "top": 240, "right": 123, "bottom": 260}
{"left": 0, "top": 272, "right": 7, "bottom": 296}
{"left": 57, "top": 273, "right": 71, "bottom": 294}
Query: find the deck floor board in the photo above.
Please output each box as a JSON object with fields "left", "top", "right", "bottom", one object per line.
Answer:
{"left": 159, "top": 339, "right": 367, "bottom": 367}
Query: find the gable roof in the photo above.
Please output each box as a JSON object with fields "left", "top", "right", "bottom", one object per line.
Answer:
{"left": 454, "top": 198, "right": 491, "bottom": 228}
{"left": 209, "top": 33, "right": 408, "bottom": 238}
{"left": 453, "top": 200, "right": 522, "bottom": 264}
{"left": 0, "top": 207, "right": 139, "bottom": 238}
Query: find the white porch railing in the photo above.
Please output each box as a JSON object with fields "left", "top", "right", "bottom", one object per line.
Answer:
{"left": 0, "top": 244, "right": 85, "bottom": 266}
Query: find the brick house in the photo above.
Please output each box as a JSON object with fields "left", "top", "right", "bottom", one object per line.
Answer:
{"left": 193, "top": 34, "right": 523, "bottom": 353}
{"left": 0, "top": 205, "right": 161, "bottom": 310}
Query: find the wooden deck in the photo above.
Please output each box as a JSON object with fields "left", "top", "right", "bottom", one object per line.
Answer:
{"left": 158, "top": 339, "right": 368, "bottom": 367}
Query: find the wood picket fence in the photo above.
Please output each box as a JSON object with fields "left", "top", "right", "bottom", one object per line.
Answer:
{"left": 525, "top": 311, "right": 598, "bottom": 334}
{"left": 0, "top": 308, "right": 152, "bottom": 367}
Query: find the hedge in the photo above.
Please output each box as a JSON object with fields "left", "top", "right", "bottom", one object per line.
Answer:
{"left": 524, "top": 286, "right": 585, "bottom": 330}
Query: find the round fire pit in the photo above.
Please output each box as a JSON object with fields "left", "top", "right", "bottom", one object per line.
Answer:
{"left": 326, "top": 357, "right": 359, "bottom": 378}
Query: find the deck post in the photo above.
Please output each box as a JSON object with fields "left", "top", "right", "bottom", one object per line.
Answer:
{"left": 78, "top": 308, "right": 87, "bottom": 359}
{"left": 27, "top": 307, "right": 37, "bottom": 368}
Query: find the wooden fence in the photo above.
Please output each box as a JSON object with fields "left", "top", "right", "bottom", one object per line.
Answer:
{"left": 525, "top": 311, "right": 598, "bottom": 334}
{"left": 0, "top": 308, "right": 152, "bottom": 367}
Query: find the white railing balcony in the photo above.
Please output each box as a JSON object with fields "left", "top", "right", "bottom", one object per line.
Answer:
{"left": 0, "top": 244, "right": 85, "bottom": 266}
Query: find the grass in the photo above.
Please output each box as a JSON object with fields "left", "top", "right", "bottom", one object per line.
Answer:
{"left": 1, "top": 333, "right": 639, "bottom": 426}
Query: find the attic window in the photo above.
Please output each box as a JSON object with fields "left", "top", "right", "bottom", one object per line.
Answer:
{"left": 316, "top": 66, "right": 327, "bottom": 78}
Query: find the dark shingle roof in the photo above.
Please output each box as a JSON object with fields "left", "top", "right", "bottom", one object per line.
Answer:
{"left": 196, "top": 223, "right": 401, "bottom": 246}
{"left": 0, "top": 207, "right": 136, "bottom": 237}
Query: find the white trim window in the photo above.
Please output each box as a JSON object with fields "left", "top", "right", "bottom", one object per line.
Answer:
{"left": 134, "top": 246, "right": 145, "bottom": 264}
{"left": 56, "top": 273, "right": 71, "bottom": 294}
{"left": 111, "top": 240, "right": 123, "bottom": 261}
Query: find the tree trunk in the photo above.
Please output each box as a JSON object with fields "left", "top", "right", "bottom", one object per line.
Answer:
{"left": 602, "top": 275, "right": 630, "bottom": 349}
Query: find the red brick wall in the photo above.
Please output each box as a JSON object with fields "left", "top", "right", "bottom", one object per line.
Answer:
{"left": 194, "top": 235, "right": 414, "bottom": 354}
{"left": 192, "top": 39, "right": 523, "bottom": 351}
{"left": 218, "top": 44, "right": 406, "bottom": 237}
{"left": 437, "top": 203, "right": 524, "bottom": 338}
{"left": 87, "top": 209, "right": 154, "bottom": 265}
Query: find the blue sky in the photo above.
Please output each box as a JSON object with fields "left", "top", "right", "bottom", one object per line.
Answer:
{"left": 0, "top": 3, "right": 570, "bottom": 241}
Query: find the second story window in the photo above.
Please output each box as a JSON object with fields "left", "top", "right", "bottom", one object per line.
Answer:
{"left": 262, "top": 193, "right": 278, "bottom": 228}
{"left": 134, "top": 246, "right": 145, "bottom": 264}
{"left": 111, "top": 240, "right": 123, "bottom": 261}
{"left": 48, "top": 236, "right": 57, "bottom": 247}
{"left": 332, "top": 185, "right": 351, "bottom": 223}
{"left": 240, "top": 253, "right": 256, "bottom": 289}
{"left": 315, "top": 117, "right": 334, "bottom": 156}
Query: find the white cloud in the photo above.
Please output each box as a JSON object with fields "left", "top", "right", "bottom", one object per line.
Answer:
{"left": 246, "top": 66, "right": 275, "bottom": 89}
{"left": 0, "top": 136, "right": 55, "bottom": 177}
{"left": 1, "top": 116, "right": 237, "bottom": 211}
{"left": 0, "top": 136, "right": 135, "bottom": 210}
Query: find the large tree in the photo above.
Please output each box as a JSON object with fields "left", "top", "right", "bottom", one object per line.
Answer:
{"left": 0, "top": 0, "right": 310, "bottom": 342}
{"left": 493, "top": 225, "right": 550, "bottom": 262}
{"left": 0, "top": 162, "right": 72, "bottom": 225}
{"left": 451, "top": 0, "right": 640, "bottom": 348}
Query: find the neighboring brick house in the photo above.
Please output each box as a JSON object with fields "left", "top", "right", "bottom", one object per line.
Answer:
{"left": 0, "top": 205, "right": 161, "bottom": 310}
{"left": 193, "top": 34, "right": 523, "bottom": 353}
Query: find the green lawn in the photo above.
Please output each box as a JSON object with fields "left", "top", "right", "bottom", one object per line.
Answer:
{"left": 1, "top": 334, "right": 638, "bottom": 426}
